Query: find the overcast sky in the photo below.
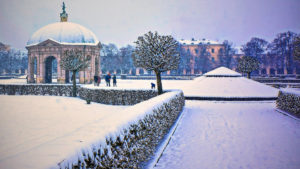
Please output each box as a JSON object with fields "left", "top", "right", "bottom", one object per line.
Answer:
{"left": 0, "top": 0, "right": 299, "bottom": 49}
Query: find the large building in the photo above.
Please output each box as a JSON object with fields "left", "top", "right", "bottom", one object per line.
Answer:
{"left": 178, "top": 38, "right": 225, "bottom": 75}
{"left": 177, "top": 39, "right": 300, "bottom": 76}
{"left": 26, "top": 3, "right": 101, "bottom": 83}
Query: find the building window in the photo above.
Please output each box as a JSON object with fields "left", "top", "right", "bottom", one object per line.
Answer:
{"left": 211, "top": 57, "right": 215, "bottom": 63}
{"left": 211, "top": 48, "right": 215, "bottom": 53}
{"left": 195, "top": 49, "right": 198, "bottom": 54}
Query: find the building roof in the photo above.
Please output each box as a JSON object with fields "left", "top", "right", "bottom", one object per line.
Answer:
{"left": 27, "top": 22, "right": 99, "bottom": 47}
{"left": 179, "top": 39, "right": 220, "bottom": 45}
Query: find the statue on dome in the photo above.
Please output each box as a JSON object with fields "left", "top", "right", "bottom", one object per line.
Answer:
{"left": 60, "top": 2, "right": 68, "bottom": 22}
{"left": 62, "top": 2, "right": 66, "bottom": 13}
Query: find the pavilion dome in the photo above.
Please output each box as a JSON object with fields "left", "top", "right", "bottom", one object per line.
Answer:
{"left": 27, "top": 22, "right": 99, "bottom": 46}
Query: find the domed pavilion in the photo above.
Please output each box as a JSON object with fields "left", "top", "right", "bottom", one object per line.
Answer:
{"left": 26, "top": 3, "right": 101, "bottom": 84}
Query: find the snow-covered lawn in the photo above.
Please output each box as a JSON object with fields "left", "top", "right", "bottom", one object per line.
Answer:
{"left": 154, "top": 101, "right": 300, "bottom": 169}
{"left": 0, "top": 95, "right": 127, "bottom": 169}
{"left": 0, "top": 75, "right": 279, "bottom": 98}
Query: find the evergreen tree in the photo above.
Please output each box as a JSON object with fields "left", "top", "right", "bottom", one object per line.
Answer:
{"left": 133, "top": 31, "right": 180, "bottom": 94}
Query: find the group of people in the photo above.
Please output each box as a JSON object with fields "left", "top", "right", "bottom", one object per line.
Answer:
{"left": 94, "top": 73, "right": 117, "bottom": 87}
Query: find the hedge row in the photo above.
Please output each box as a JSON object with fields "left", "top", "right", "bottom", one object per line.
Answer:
{"left": 0, "top": 84, "right": 74, "bottom": 96}
{"left": 0, "top": 84, "right": 158, "bottom": 105}
{"left": 276, "top": 90, "right": 300, "bottom": 114}
{"left": 78, "top": 88, "right": 158, "bottom": 105}
{"left": 59, "top": 90, "right": 185, "bottom": 169}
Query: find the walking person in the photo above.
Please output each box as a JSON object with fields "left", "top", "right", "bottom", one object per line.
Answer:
{"left": 97, "top": 75, "right": 101, "bottom": 86}
{"left": 94, "top": 75, "right": 98, "bottom": 86}
{"left": 105, "top": 73, "right": 111, "bottom": 87}
{"left": 113, "top": 74, "right": 117, "bottom": 87}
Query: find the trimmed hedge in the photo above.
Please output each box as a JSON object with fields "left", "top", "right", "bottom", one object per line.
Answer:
{"left": 0, "top": 84, "right": 74, "bottom": 96}
{"left": 0, "top": 84, "right": 157, "bottom": 105}
{"left": 78, "top": 88, "right": 158, "bottom": 105}
{"left": 59, "top": 90, "right": 185, "bottom": 169}
{"left": 276, "top": 90, "right": 300, "bottom": 114}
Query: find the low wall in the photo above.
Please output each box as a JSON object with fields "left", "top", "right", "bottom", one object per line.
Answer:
{"left": 58, "top": 90, "right": 185, "bottom": 168}
{"left": 276, "top": 89, "right": 300, "bottom": 115}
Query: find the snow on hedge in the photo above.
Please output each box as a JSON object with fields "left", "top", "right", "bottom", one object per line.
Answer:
{"left": 280, "top": 88, "right": 300, "bottom": 96}
{"left": 58, "top": 90, "right": 184, "bottom": 168}
{"left": 277, "top": 88, "right": 300, "bottom": 114}
{"left": 0, "top": 90, "right": 184, "bottom": 169}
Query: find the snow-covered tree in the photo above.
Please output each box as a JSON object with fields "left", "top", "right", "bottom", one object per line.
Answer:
{"left": 293, "top": 35, "right": 300, "bottom": 61}
{"left": 119, "top": 45, "right": 135, "bottom": 74}
{"left": 268, "top": 31, "right": 297, "bottom": 74}
{"left": 133, "top": 31, "right": 180, "bottom": 94}
{"left": 237, "top": 56, "right": 260, "bottom": 79}
{"left": 60, "top": 49, "right": 90, "bottom": 97}
{"left": 218, "top": 40, "right": 236, "bottom": 68}
{"left": 241, "top": 37, "right": 268, "bottom": 62}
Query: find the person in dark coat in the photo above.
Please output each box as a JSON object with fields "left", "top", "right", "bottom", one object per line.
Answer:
{"left": 151, "top": 82, "right": 155, "bottom": 89}
{"left": 94, "top": 75, "right": 98, "bottom": 86}
{"left": 105, "top": 73, "right": 111, "bottom": 87}
{"left": 113, "top": 74, "right": 117, "bottom": 87}
{"left": 97, "top": 75, "right": 101, "bottom": 86}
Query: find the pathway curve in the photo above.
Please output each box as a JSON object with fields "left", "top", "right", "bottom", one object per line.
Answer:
{"left": 153, "top": 101, "right": 300, "bottom": 169}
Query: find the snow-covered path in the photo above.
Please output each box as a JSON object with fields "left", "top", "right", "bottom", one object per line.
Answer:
{"left": 154, "top": 101, "right": 300, "bottom": 169}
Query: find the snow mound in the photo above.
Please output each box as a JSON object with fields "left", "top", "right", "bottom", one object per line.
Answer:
{"left": 203, "top": 67, "right": 241, "bottom": 77}
{"left": 27, "top": 22, "right": 99, "bottom": 46}
{"left": 186, "top": 67, "right": 278, "bottom": 98}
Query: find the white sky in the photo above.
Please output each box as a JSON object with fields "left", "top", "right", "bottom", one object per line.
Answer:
{"left": 0, "top": 0, "right": 299, "bottom": 49}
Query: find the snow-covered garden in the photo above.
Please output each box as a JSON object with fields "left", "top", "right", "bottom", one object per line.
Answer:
{"left": 0, "top": 67, "right": 299, "bottom": 169}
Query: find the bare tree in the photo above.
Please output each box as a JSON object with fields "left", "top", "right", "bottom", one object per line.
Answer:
{"left": 133, "top": 31, "right": 180, "bottom": 94}
{"left": 294, "top": 35, "right": 300, "bottom": 61}
{"left": 268, "top": 31, "right": 297, "bottom": 74}
{"left": 237, "top": 56, "right": 260, "bottom": 79}
{"left": 60, "top": 49, "right": 90, "bottom": 97}
{"left": 241, "top": 37, "right": 268, "bottom": 62}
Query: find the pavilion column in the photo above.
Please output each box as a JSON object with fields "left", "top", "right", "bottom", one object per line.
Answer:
{"left": 57, "top": 56, "right": 65, "bottom": 84}
{"left": 79, "top": 70, "right": 85, "bottom": 84}
{"left": 28, "top": 54, "right": 35, "bottom": 83}
{"left": 38, "top": 57, "right": 45, "bottom": 83}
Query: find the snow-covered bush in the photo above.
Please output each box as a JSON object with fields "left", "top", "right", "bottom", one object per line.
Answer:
{"left": 276, "top": 89, "right": 300, "bottom": 114}
{"left": 59, "top": 90, "right": 185, "bottom": 168}
{"left": 0, "top": 84, "right": 74, "bottom": 96}
{"left": 78, "top": 88, "right": 158, "bottom": 105}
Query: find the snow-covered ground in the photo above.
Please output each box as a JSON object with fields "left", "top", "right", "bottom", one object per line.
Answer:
{"left": 154, "top": 101, "right": 300, "bottom": 169}
{"left": 0, "top": 95, "right": 127, "bottom": 169}
{"left": 0, "top": 74, "right": 279, "bottom": 98}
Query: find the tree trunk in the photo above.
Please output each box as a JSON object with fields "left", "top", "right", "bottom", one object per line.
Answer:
{"left": 72, "top": 70, "right": 77, "bottom": 97}
{"left": 155, "top": 70, "right": 163, "bottom": 95}
{"left": 247, "top": 72, "right": 251, "bottom": 79}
